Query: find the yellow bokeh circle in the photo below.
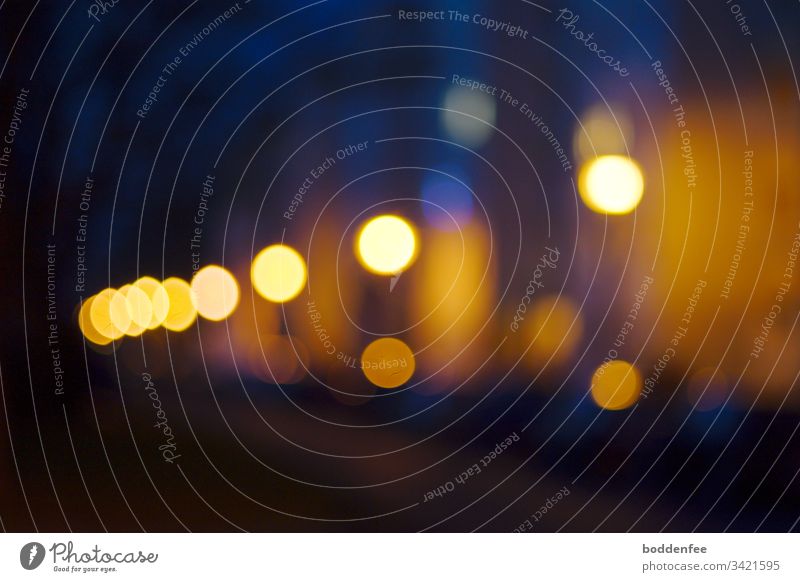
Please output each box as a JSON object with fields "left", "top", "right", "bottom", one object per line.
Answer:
{"left": 89, "top": 288, "right": 125, "bottom": 340}
{"left": 360, "top": 337, "right": 416, "bottom": 389}
{"left": 117, "top": 284, "right": 153, "bottom": 336}
{"left": 590, "top": 359, "right": 641, "bottom": 410}
{"left": 78, "top": 295, "right": 113, "bottom": 346}
{"left": 108, "top": 286, "right": 136, "bottom": 336}
{"left": 578, "top": 155, "right": 644, "bottom": 215}
{"left": 191, "top": 265, "right": 240, "bottom": 321}
{"left": 356, "top": 215, "right": 418, "bottom": 275}
{"left": 133, "top": 276, "right": 170, "bottom": 329}
{"left": 251, "top": 244, "right": 307, "bottom": 303}
{"left": 161, "top": 277, "right": 198, "bottom": 331}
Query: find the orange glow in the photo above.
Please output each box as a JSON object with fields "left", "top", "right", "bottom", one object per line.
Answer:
{"left": 361, "top": 338, "right": 415, "bottom": 388}
{"left": 410, "top": 222, "right": 494, "bottom": 388}
{"left": 591, "top": 360, "right": 641, "bottom": 410}
{"left": 528, "top": 295, "right": 583, "bottom": 367}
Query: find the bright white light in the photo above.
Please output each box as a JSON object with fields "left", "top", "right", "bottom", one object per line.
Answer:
{"left": 579, "top": 155, "right": 644, "bottom": 215}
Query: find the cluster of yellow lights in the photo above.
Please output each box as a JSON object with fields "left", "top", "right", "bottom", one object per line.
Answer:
{"left": 79, "top": 266, "right": 242, "bottom": 345}
{"left": 81, "top": 276, "right": 189, "bottom": 345}
{"left": 77, "top": 217, "right": 652, "bottom": 405}
{"left": 79, "top": 243, "right": 314, "bottom": 345}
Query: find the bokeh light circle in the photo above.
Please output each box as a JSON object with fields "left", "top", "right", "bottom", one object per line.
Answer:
{"left": 251, "top": 244, "right": 307, "bottom": 303}
{"left": 191, "top": 265, "right": 240, "bottom": 321}
{"left": 360, "top": 338, "right": 416, "bottom": 389}
{"left": 108, "top": 285, "right": 138, "bottom": 336}
{"left": 89, "top": 288, "right": 126, "bottom": 341}
{"left": 161, "top": 277, "right": 198, "bottom": 331}
{"left": 590, "top": 359, "right": 641, "bottom": 410}
{"left": 356, "top": 214, "right": 418, "bottom": 275}
{"left": 120, "top": 284, "right": 153, "bottom": 335}
{"left": 133, "top": 276, "right": 170, "bottom": 329}
{"left": 578, "top": 155, "right": 644, "bottom": 215}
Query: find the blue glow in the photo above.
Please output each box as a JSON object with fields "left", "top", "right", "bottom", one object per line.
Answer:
{"left": 421, "top": 172, "right": 475, "bottom": 231}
